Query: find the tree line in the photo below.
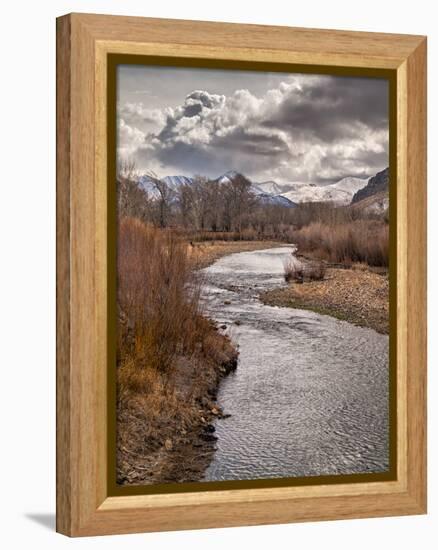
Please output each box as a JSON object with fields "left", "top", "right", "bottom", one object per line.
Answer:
{"left": 117, "top": 163, "right": 296, "bottom": 239}
{"left": 117, "top": 160, "right": 386, "bottom": 243}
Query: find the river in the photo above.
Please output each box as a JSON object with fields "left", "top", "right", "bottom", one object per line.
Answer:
{"left": 199, "top": 246, "right": 389, "bottom": 481}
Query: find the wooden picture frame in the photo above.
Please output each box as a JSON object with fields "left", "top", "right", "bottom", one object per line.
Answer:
{"left": 56, "top": 13, "right": 427, "bottom": 536}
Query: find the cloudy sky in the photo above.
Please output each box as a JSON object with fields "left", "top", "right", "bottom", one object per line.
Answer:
{"left": 117, "top": 65, "right": 389, "bottom": 185}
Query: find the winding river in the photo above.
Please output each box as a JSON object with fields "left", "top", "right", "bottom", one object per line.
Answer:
{"left": 199, "top": 246, "right": 389, "bottom": 481}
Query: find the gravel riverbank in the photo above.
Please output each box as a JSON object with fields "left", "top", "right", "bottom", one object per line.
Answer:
{"left": 261, "top": 265, "right": 389, "bottom": 334}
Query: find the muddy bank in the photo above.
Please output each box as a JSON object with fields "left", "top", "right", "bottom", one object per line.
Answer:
{"left": 117, "top": 325, "right": 237, "bottom": 486}
{"left": 261, "top": 265, "right": 389, "bottom": 334}
{"left": 117, "top": 240, "right": 286, "bottom": 486}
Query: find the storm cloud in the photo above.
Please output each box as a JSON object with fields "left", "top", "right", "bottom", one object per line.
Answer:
{"left": 117, "top": 69, "right": 389, "bottom": 184}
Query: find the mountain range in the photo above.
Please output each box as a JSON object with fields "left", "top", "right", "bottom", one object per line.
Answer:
{"left": 138, "top": 171, "right": 297, "bottom": 207}
{"left": 137, "top": 169, "right": 389, "bottom": 208}
{"left": 279, "top": 176, "right": 368, "bottom": 204}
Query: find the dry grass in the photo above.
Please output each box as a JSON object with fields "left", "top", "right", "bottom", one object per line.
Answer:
{"left": 291, "top": 220, "right": 389, "bottom": 267}
{"left": 185, "top": 229, "right": 260, "bottom": 242}
{"left": 118, "top": 218, "right": 202, "bottom": 377}
{"left": 116, "top": 218, "right": 238, "bottom": 485}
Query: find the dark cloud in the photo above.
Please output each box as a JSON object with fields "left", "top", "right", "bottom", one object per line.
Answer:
{"left": 264, "top": 76, "right": 388, "bottom": 142}
{"left": 117, "top": 73, "right": 389, "bottom": 183}
{"left": 157, "top": 90, "right": 225, "bottom": 142}
{"left": 215, "top": 127, "right": 289, "bottom": 157}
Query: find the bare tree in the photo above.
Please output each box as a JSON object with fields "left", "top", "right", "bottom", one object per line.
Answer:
{"left": 227, "top": 174, "right": 258, "bottom": 238}
{"left": 177, "top": 183, "right": 194, "bottom": 229}
{"left": 117, "top": 158, "right": 152, "bottom": 222}
{"left": 204, "top": 180, "right": 223, "bottom": 232}
{"left": 190, "top": 176, "right": 210, "bottom": 231}
{"left": 118, "top": 156, "right": 138, "bottom": 182}
{"left": 147, "top": 172, "right": 172, "bottom": 228}
{"left": 116, "top": 164, "right": 305, "bottom": 241}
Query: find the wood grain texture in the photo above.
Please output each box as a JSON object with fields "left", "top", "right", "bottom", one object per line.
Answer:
{"left": 406, "top": 38, "right": 427, "bottom": 510}
{"left": 56, "top": 13, "right": 427, "bottom": 536}
{"left": 395, "top": 61, "right": 408, "bottom": 488}
{"left": 75, "top": 12, "right": 422, "bottom": 65}
{"left": 56, "top": 14, "right": 72, "bottom": 536}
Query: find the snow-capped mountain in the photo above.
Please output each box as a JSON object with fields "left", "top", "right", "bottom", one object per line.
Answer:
{"left": 138, "top": 174, "right": 194, "bottom": 198}
{"left": 281, "top": 176, "right": 368, "bottom": 205}
{"left": 255, "top": 180, "right": 286, "bottom": 195}
{"left": 216, "top": 170, "right": 243, "bottom": 185}
{"left": 257, "top": 193, "right": 297, "bottom": 207}
{"left": 162, "top": 175, "right": 194, "bottom": 188}
{"left": 138, "top": 171, "right": 297, "bottom": 207}
{"left": 138, "top": 175, "right": 160, "bottom": 197}
{"left": 137, "top": 171, "right": 367, "bottom": 207}
{"left": 332, "top": 176, "right": 369, "bottom": 195}
{"left": 214, "top": 172, "right": 296, "bottom": 207}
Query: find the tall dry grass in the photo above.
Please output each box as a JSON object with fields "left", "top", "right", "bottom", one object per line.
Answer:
{"left": 116, "top": 218, "right": 238, "bottom": 484}
{"left": 291, "top": 220, "right": 389, "bottom": 267}
{"left": 118, "top": 218, "right": 202, "bottom": 381}
{"left": 117, "top": 217, "right": 237, "bottom": 396}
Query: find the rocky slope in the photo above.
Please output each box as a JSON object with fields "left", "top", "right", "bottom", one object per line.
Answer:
{"left": 351, "top": 167, "right": 389, "bottom": 204}
{"left": 350, "top": 191, "right": 389, "bottom": 215}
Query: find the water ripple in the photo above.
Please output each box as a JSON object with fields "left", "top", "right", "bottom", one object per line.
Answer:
{"left": 199, "top": 247, "right": 389, "bottom": 481}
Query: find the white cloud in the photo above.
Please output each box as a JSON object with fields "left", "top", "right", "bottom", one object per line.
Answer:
{"left": 117, "top": 75, "right": 389, "bottom": 183}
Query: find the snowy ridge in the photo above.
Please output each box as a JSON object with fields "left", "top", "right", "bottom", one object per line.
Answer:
{"left": 137, "top": 171, "right": 369, "bottom": 207}
{"left": 281, "top": 177, "right": 368, "bottom": 205}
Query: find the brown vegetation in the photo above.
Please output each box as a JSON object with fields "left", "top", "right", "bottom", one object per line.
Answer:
{"left": 115, "top": 165, "right": 390, "bottom": 483}
{"left": 118, "top": 167, "right": 389, "bottom": 270}
{"left": 118, "top": 218, "right": 199, "bottom": 376}
{"left": 118, "top": 170, "right": 297, "bottom": 240}
{"left": 117, "top": 218, "right": 238, "bottom": 485}
{"left": 290, "top": 220, "right": 389, "bottom": 267}
{"left": 281, "top": 201, "right": 389, "bottom": 268}
{"left": 284, "top": 255, "right": 326, "bottom": 283}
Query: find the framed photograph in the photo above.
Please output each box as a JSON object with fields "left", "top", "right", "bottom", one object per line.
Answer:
{"left": 56, "top": 13, "right": 427, "bottom": 536}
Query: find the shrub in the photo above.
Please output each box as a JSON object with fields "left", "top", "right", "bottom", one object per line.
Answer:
{"left": 284, "top": 255, "right": 326, "bottom": 283}
{"left": 117, "top": 218, "right": 202, "bottom": 378}
{"left": 290, "top": 220, "right": 389, "bottom": 267}
{"left": 284, "top": 258, "right": 304, "bottom": 283}
{"left": 305, "top": 261, "right": 326, "bottom": 281}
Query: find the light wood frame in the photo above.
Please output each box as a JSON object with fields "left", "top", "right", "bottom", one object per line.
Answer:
{"left": 56, "top": 13, "right": 427, "bottom": 536}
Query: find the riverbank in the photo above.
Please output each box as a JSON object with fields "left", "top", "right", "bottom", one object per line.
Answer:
{"left": 261, "top": 265, "right": 389, "bottom": 334}
{"left": 118, "top": 241, "right": 287, "bottom": 485}
{"left": 201, "top": 246, "right": 389, "bottom": 479}
{"left": 117, "top": 321, "right": 237, "bottom": 485}
{"left": 116, "top": 220, "right": 241, "bottom": 486}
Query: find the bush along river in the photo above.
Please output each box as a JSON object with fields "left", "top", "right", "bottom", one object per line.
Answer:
{"left": 199, "top": 246, "right": 389, "bottom": 481}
